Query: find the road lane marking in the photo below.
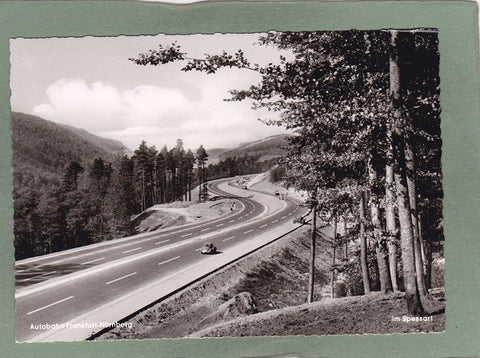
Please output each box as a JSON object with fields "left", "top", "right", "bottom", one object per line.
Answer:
{"left": 272, "top": 220, "right": 279, "bottom": 223}
{"left": 281, "top": 216, "right": 287, "bottom": 219}
{"left": 158, "top": 256, "right": 180, "bottom": 266}
{"left": 122, "top": 247, "right": 142, "bottom": 254}
{"left": 222, "top": 236, "right": 235, "bottom": 242}
{"left": 200, "top": 228, "right": 210, "bottom": 232}
{"left": 106, "top": 272, "right": 137, "bottom": 285}
{"left": 259, "top": 224, "right": 268, "bottom": 228}
{"left": 21, "top": 271, "right": 57, "bottom": 282}
{"left": 238, "top": 216, "right": 244, "bottom": 219}
{"left": 215, "top": 223, "right": 224, "bottom": 227}
{"left": 155, "top": 239, "right": 170, "bottom": 245}
{"left": 180, "top": 233, "right": 193, "bottom": 238}
{"left": 243, "top": 229, "right": 253, "bottom": 234}
{"left": 194, "top": 248, "right": 201, "bottom": 252}
{"left": 27, "top": 296, "right": 74, "bottom": 315}
{"left": 228, "top": 220, "right": 235, "bottom": 223}
{"left": 81, "top": 257, "right": 105, "bottom": 265}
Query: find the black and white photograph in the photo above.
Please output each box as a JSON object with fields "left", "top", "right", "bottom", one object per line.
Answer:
{"left": 11, "top": 30, "right": 445, "bottom": 342}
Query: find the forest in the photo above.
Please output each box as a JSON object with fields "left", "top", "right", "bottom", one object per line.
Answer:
{"left": 131, "top": 29, "right": 443, "bottom": 315}
{"left": 13, "top": 125, "right": 275, "bottom": 260}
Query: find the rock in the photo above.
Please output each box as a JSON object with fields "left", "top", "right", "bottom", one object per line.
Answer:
{"left": 198, "top": 292, "right": 258, "bottom": 327}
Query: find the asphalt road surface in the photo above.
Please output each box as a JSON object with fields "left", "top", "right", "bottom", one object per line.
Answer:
{"left": 15, "top": 179, "right": 304, "bottom": 342}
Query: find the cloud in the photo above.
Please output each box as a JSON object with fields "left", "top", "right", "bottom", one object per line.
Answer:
{"left": 33, "top": 77, "right": 287, "bottom": 151}
{"left": 34, "top": 78, "right": 126, "bottom": 132}
{"left": 33, "top": 78, "right": 192, "bottom": 133}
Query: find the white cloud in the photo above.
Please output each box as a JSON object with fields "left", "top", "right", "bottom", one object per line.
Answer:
{"left": 34, "top": 78, "right": 126, "bottom": 132}
{"left": 32, "top": 77, "right": 287, "bottom": 151}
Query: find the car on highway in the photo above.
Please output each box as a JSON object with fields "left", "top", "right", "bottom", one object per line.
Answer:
{"left": 200, "top": 243, "right": 217, "bottom": 254}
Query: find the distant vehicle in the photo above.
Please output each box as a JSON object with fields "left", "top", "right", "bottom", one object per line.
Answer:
{"left": 200, "top": 243, "right": 217, "bottom": 254}
{"left": 274, "top": 190, "right": 280, "bottom": 196}
{"left": 293, "top": 216, "right": 307, "bottom": 224}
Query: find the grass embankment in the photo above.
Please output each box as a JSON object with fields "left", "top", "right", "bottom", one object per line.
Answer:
{"left": 98, "top": 225, "right": 445, "bottom": 339}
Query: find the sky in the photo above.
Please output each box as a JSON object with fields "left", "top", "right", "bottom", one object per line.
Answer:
{"left": 10, "top": 33, "right": 291, "bottom": 151}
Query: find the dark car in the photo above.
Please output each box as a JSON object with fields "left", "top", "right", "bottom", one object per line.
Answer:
{"left": 200, "top": 243, "right": 217, "bottom": 254}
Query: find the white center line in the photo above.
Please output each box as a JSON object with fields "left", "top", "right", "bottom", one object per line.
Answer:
{"left": 272, "top": 219, "right": 279, "bottom": 223}
{"left": 181, "top": 233, "right": 193, "bottom": 238}
{"left": 281, "top": 216, "right": 287, "bottom": 219}
{"left": 243, "top": 229, "right": 253, "bottom": 234}
{"left": 228, "top": 220, "right": 235, "bottom": 223}
{"left": 238, "top": 216, "right": 244, "bottom": 219}
{"left": 259, "top": 224, "right": 268, "bottom": 228}
{"left": 216, "top": 223, "right": 224, "bottom": 227}
{"left": 222, "top": 236, "right": 235, "bottom": 242}
{"left": 27, "top": 296, "right": 74, "bottom": 315}
{"left": 200, "top": 228, "right": 210, "bottom": 232}
{"left": 122, "top": 247, "right": 142, "bottom": 254}
{"left": 155, "top": 239, "right": 170, "bottom": 245}
{"left": 81, "top": 257, "right": 105, "bottom": 265}
{"left": 158, "top": 256, "right": 180, "bottom": 266}
{"left": 194, "top": 248, "right": 201, "bottom": 252}
{"left": 106, "top": 272, "right": 136, "bottom": 285}
{"left": 22, "top": 271, "right": 57, "bottom": 282}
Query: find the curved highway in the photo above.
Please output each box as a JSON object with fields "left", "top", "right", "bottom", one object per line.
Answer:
{"left": 15, "top": 178, "right": 304, "bottom": 342}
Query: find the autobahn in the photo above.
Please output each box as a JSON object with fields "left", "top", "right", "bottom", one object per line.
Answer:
{"left": 15, "top": 178, "right": 305, "bottom": 342}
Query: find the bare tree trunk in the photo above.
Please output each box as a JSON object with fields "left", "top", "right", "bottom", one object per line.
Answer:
{"left": 342, "top": 218, "right": 348, "bottom": 259}
{"left": 418, "top": 213, "right": 426, "bottom": 274}
{"left": 308, "top": 204, "right": 317, "bottom": 303}
{"left": 393, "top": 130, "right": 425, "bottom": 315}
{"left": 198, "top": 164, "right": 202, "bottom": 202}
{"left": 425, "top": 228, "right": 433, "bottom": 289}
{"left": 331, "top": 216, "right": 337, "bottom": 298}
{"left": 141, "top": 170, "right": 146, "bottom": 212}
{"left": 405, "top": 133, "right": 428, "bottom": 296}
{"left": 390, "top": 30, "right": 424, "bottom": 315}
{"left": 359, "top": 191, "right": 371, "bottom": 294}
{"left": 369, "top": 156, "right": 393, "bottom": 293}
{"left": 386, "top": 121, "right": 399, "bottom": 292}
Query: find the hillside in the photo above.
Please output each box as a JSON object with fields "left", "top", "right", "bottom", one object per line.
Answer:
{"left": 11, "top": 112, "right": 124, "bottom": 188}
{"left": 209, "top": 134, "right": 291, "bottom": 163}
{"left": 205, "top": 148, "right": 228, "bottom": 165}
{"left": 57, "top": 122, "right": 130, "bottom": 156}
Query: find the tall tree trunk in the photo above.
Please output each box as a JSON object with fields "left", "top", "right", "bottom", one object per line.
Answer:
{"left": 418, "top": 213, "right": 426, "bottom": 275}
{"left": 331, "top": 216, "right": 337, "bottom": 298}
{"left": 386, "top": 121, "right": 399, "bottom": 292}
{"left": 141, "top": 170, "right": 146, "bottom": 212}
{"left": 198, "top": 165, "right": 202, "bottom": 202}
{"left": 342, "top": 218, "right": 348, "bottom": 259}
{"left": 308, "top": 204, "right": 317, "bottom": 303}
{"left": 390, "top": 30, "right": 424, "bottom": 315}
{"left": 359, "top": 191, "right": 371, "bottom": 294}
{"left": 188, "top": 174, "right": 192, "bottom": 201}
{"left": 369, "top": 156, "right": 393, "bottom": 293}
{"left": 153, "top": 165, "right": 157, "bottom": 204}
{"left": 425, "top": 226, "right": 433, "bottom": 289}
{"left": 405, "top": 133, "right": 428, "bottom": 296}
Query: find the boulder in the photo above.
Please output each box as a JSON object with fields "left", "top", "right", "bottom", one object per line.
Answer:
{"left": 198, "top": 292, "right": 258, "bottom": 327}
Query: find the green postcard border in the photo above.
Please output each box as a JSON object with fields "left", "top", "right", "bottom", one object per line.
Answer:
{"left": 0, "top": 1, "right": 479, "bottom": 357}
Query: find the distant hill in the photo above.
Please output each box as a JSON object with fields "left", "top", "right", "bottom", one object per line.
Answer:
{"left": 11, "top": 112, "right": 126, "bottom": 193}
{"left": 57, "top": 123, "right": 130, "bottom": 156}
{"left": 206, "top": 148, "right": 228, "bottom": 165}
{"left": 212, "top": 134, "right": 292, "bottom": 163}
